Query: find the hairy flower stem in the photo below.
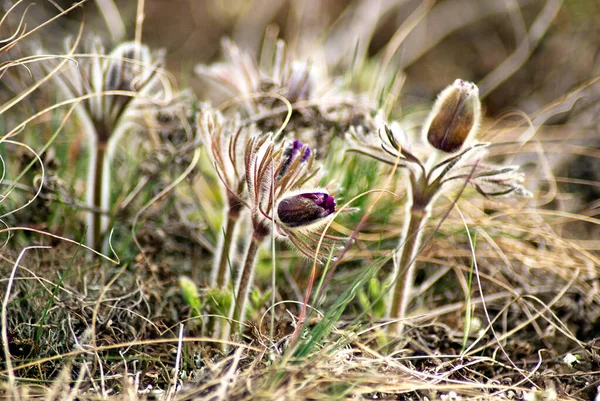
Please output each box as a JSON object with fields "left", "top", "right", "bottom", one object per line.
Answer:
{"left": 388, "top": 182, "right": 433, "bottom": 337}
{"left": 213, "top": 210, "right": 240, "bottom": 288}
{"left": 213, "top": 184, "right": 245, "bottom": 287}
{"left": 91, "top": 141, "right": 107, "bottom": 250}
{"left": 230, "top": 231, "right": 265, "bottom": 335}
{"left": 209, "top": 207, "right": 240, "bottom": 340}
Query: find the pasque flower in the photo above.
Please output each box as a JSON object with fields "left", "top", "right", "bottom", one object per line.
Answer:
{"left": 196, "top": 38, "right": 373, "bottom": 155}
{"left": 199, "top": 106, "right": 343, "bottom": 335}
{"left": 47, "top": 36, "right": 172, "bottom": 249}
{"left": 229, "top": 134, "right": 339, "bottom": 333}
{"left": 195, "top": 38, "right": 315, "bottom": 119}
{"left": 347, "top": 79, "right": 529, "bottom": 336}
{"left": 198, "top": 109, "right": 249, "bottom": 287}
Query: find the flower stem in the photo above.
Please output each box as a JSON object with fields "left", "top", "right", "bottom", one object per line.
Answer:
{"left": 91, "top": 141, "right": 107, "bottom": 250}
{"left": 213, "top": 211, "right": 239, "bottom": 288}
{"left": 209, "top": 209, "right": 239, "bottom": 340}
{"left": 230, "top": 233, "right": 262, "bottom": 334}
{"left": 388, "top": 202, "right": 431, "bottom": 337}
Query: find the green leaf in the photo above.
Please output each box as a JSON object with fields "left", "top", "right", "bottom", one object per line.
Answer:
{"left": 179, "top": 276, "right": 202, "bottom": 317}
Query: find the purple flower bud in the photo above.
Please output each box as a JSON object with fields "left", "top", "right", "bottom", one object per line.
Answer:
{"left": 287, "top": 139, "right": 311, "bottom": 162}
{"left": 278, "top": 140, "right": 311, "bottom": 180}
{"left": 425, "top": 79, "right": 481, "bottom": 153}
{"left": 277, "top": 192, "right": 336, "bottom": 228}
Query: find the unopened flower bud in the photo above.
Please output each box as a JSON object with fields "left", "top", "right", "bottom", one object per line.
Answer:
{"left": 425, "top": 79, "right": 481, "bottom": 153}
{"left": 277, "top": 192, "right": 336, "bottom": 228}
{"left": 278, "top": 140, "right": 311, "bottom": 180}
{"left": 287, "top": 139, "right": 311, "bottom": 162}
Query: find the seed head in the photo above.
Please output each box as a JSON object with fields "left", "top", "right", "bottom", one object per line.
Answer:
{"left": 425, "top": 79, "right": 481, "bottom": 153}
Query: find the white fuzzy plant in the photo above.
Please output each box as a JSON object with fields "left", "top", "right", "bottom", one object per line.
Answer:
{"left": 48, "top": 37, "right": 172, "bottom": 250}
{"left": 348, "top": 79, "right": 530, "bottom": 336}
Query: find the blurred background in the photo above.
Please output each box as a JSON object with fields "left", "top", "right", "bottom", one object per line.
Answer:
{"left": 16, "top": 0, "right": 600, "bottom": 117}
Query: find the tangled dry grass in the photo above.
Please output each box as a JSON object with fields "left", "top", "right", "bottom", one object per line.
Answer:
{"left": 1, "top": 0, "right": 600, "bottom": 400}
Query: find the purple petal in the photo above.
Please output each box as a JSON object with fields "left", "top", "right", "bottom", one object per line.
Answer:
{"left": 277, "top": 192, "right": 336, "bottom": 228}
{"left": 291, "top": 139, "right": 311, "bottom": 162}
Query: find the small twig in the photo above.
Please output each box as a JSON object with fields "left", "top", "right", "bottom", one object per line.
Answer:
{"left": 135, "top": 0, "right": 146, "bottom": 52}
{"left": 166, "top": 324, "right": 184, "bottom": 400}
{"left": 214, "top": 347, "right": 243, "bottom": 401}
{"left": 65, "top": 360, "right": 88, "bottom": 401}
